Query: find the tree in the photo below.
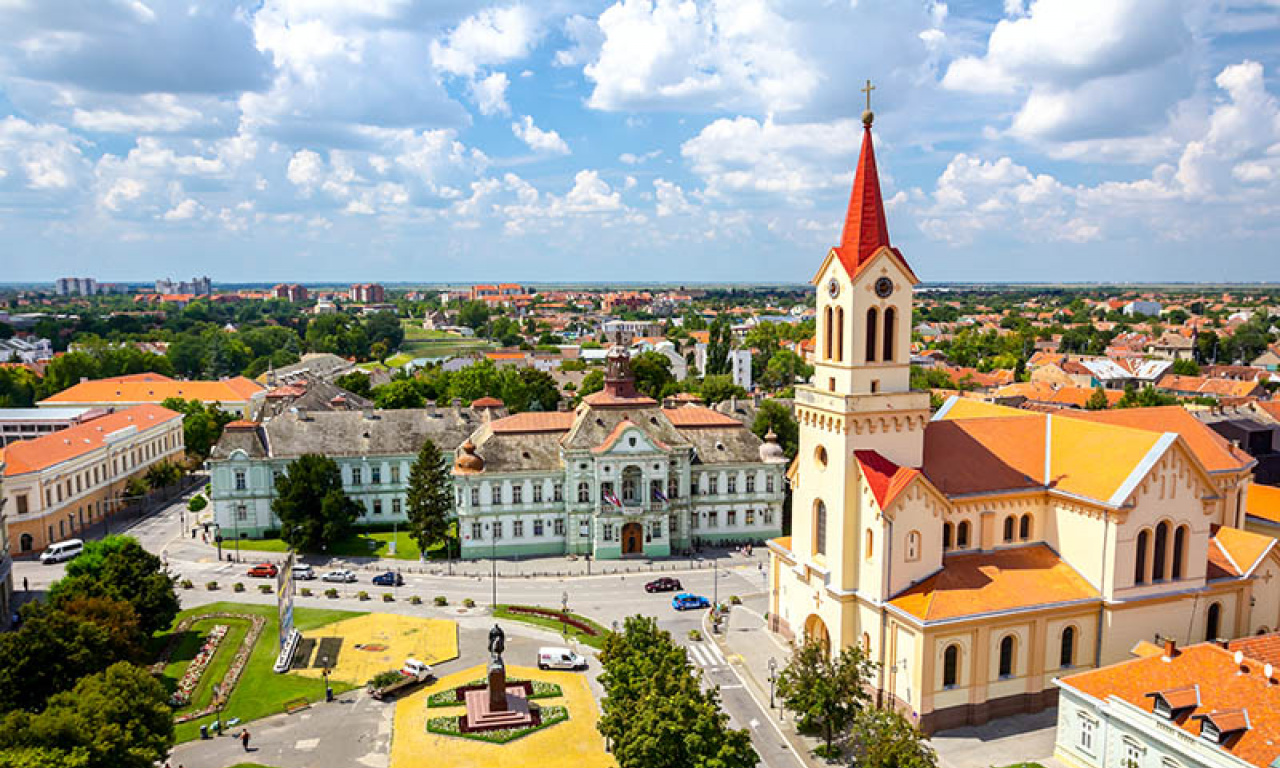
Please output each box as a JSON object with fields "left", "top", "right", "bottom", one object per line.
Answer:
{"left": 143, "top": 460, "right": 181, "bottom": 493}
{"left": 698, "top": 374, "right": 747, "bottom": 405}
{"left": 1117, "top": 384, "right": 1178, "bottom": 409}
{"left": 630, "top": 351, "right": 675, "bottom": 400}
{"left": 405, "top": 439, "right": 453, "bottom": 556}
{"left": 1170, "top": 358, "right": 1200, "bottom": 376}
{"left": 0, "top": 662, "right": 174, "bottom": 768}
{"left": 48, "top": 535, "right": 179, "bottom": 636}
{"left": 599, "top": 615, "right": 757, "bottom": 768}
{"left": 0, "top": 366, "right": 39, "bottom": 408}
{"left": 335, "top": 371, "right": 373, "bottom": 398}
{"left": 705, "top": 318, "right": 731, "bottom": 376}
{"left": 272, "top": 454, "right": 362, "bottom": 552}
{"left": 457, "top": 301, "right": 491, "bottom": 330}
{"left": 849, "top": 707, "right": 938, "bottom": 768}
{"left": 1085, "top": 386, "right": 1110, "bottom": 411}
{"left": 160, "top": 397, "right": 234, "bottom": 461}
{"left": 372, "top": 379, "right": 425, "bottom": 409}
{"left": 776, "top": 637, "right": 877, "bottom": 757}
{"left": 760, "top": 348, "right": 811, "bottom": 391}
{"left": 0, "top": 605, "right": 117, "bottom": 713}
{"left": 577, "top": 370, "right": 604, "bottom": 400}
{"left": 364, "top": 311, "right": 405, "bottom": 352}
{"left": 752, "top": 399, "right": 799, "bottom": 457}
{"left": 57, "top": 597, "right": 147, "bottom": 664}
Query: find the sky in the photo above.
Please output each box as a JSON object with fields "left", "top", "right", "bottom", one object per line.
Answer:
{"left": 1, "top": 0, "right": 1279, "bottom": 285}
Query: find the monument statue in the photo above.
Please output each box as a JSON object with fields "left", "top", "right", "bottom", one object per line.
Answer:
{"left": 488, "top": 624, "right": 506, "bottom": 659}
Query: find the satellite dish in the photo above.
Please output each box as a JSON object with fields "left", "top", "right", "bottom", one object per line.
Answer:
{"left": 1235, "top": 650, "right": 1245, "bottom": 666}
{"left": 1265, "top": 663, "right": 1274, "bottom": 680}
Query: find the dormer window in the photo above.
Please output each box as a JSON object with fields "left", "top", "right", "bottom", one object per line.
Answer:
{"left": 1145, "top": 685, "right": 1199, "bottom": 720}
{"left": 1194, "top": 709, "right": 1250, "bottom": 745}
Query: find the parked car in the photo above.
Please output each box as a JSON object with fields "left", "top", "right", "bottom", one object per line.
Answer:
{"left": 372, "top": 571, "right": 404, "bottom": 587}
{"left": 39, "top": 538, "right": 84, "bottom": 564}
{"left": 538, "top": 646, "right": 588, "bottom": 671}
{"left": 645, "top": 577, "right": 682, "bottom": 593}
{"left": 292, "top": 564, "right": 316, "bottom": 580}
{"left": 247, "top": 563, "right": 278, "bottom": 578}
{"left": 672, "top": 593, "right": 711, "bottom": 611}
{"left": 321, "top": 569, "right": 357, "bottom": 583}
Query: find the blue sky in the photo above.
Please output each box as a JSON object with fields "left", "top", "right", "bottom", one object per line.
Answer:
{"left": 1, "top": 0, "right": 1279, "bottom": 284}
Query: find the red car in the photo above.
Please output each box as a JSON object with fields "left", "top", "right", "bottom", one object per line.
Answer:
{"left": 247, "top": 563, "right": 278, "bottom": 578}
{"left": 645, "top": 577, "right": 682, "bottom": 593}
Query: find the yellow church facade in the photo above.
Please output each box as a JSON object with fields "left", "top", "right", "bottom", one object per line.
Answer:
{"left": 768, "top": 110, "right": 1277, "bottom": 733}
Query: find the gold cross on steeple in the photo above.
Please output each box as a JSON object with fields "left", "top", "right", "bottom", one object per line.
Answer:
{"left": 861, "top": 79, "right": 875, "bottom": 111}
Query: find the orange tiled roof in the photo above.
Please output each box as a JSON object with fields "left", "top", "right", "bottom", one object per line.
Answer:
{"left": 488, "top": 412, "right": 575, "bottom": 434}
{"left": 39, "top": 374, "right": 265, "bottom": 406}
{"left": 1068, "top": 405, "right": 1253, "bottom": 473}
{"left": 1208, "top": 524, "right": 1275, "bottom": 579}
{"left": 2, "top": 404, "right": 181, "bottom": 475}
{"left": 1062, "top": 641, "right": 1280, "bottom": 767}
{"left": 889, "top": 544, "right": 1100, "bottom": 622}
{"left": 1247, "top": 483, "right": 1280, "bottom": 525}
{"left": 661, "top": 407, "right": 741, "bottom": 428}
{"left": 471, "top": 396, "right": 504, "bottom": 407}
{"left": 854, "top": 449, "right": 920, "bottom": 510}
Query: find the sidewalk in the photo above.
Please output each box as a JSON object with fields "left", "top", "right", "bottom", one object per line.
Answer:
{"left": 714, "top": 605, "right": 823, "bottom": 768}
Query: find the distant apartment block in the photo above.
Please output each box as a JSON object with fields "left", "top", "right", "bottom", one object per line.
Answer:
{"left": 1122, "top": 299, "right": 1162, "bottom": 317}
{"left": 349, "top": 283, "right": 385, "bottom": 303}
{"left": 54, "top": 277, "right": 98, "bottom": 296}
{"left": 0, "top": 337, "right": 53, "bottom": 365}
{"left": 0, "top": 407, "right": 108, "bottom": 448}
{"left": 273, "top": 283, "right": 309, "bottom": 302}
{"left": 155, "top": 276, "right": 212, "bottom": 295}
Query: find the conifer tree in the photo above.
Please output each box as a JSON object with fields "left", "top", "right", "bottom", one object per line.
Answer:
{"left": 405, "top": 439, "right": 453, "bottom": 556}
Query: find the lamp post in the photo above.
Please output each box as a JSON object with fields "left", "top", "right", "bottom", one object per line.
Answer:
{"left": 561, "top": 590, "right": 569, "bottom": 638}
{"left": 321, "top": 655, "right": 331, "bottom": 702}
{"left": 768, "top": 656, "right": 778, "bottom": 710}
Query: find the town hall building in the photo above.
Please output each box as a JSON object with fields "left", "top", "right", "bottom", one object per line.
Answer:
{"left": 768, "top": 106, "right": 1280, "bottom": 733}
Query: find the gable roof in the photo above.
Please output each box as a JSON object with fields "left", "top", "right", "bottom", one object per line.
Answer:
{"left": 3, "top": 404, "right": 182, "bottom": 475}
{"left": 1246, "top": 483, "right": 1280, "bottom": 525}
{"left": 1067, "top": 405, "right": 1254, "bottom": 474}
{"left": 1207, "top": 524, "right": 1276, "bottom": 580}
{"left": 854, "top": 449, "right": 921, "bottom": 511}
{"left": 39, "top": 373, "right": 265, "bottom": 406}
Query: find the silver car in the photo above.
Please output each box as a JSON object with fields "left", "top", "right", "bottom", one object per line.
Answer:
{"left": 321, "top": 569, "right": 357, "bottom": 583}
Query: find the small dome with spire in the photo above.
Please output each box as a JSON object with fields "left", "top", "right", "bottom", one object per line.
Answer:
{"left": 454, "top": 439, "right": 485, "bottom": 473}
{"left": 759, "top": 429, "right": 787, "bottom": 464}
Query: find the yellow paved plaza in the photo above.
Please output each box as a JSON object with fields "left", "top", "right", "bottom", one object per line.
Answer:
{"left": 390, "top": 664, "right": 615, "bottom": 768}
{"left": 292, "top": 613, "right": 458, "bottom": 685}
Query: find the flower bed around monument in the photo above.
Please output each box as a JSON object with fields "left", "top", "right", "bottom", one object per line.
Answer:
{"left": 150, "top": 611, "right": 268, "bottom": 724}
{"left": 427, "top": 705, "right": 568, "bottom": 744}
{"left": 426, "top": 677, "right": 562, "bottom": 708}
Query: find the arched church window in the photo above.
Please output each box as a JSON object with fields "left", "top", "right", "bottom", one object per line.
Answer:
{"left": 1003, "top": 516, "right": 1015, "bottom": 543}
{"left": 835, "top": 307, "right": 845, "bottom": 362}
{"left": 943, "top": 644, "right": 959, "bottom": 688}
{"left": 942, "top": 522, "right": 953, "bottom": 551}
{"left": 1060, "top": 626, "right": 1076, "bottom": 668}
{"left": 957, "top": 521, "right": 970, "bottom": 549}
{"left": 883, "top": 307, "right": 896, "bottom": 362}
{"left": 823, "top": 306, "right": 833, "bottom": 360}
{"left": 1135, "top": 529, "right": 1148, "bottom": 584}
{"left": 1153, "top": 521, "right": 1169, "bottom": 581}
{"left": 814, "top": 500, "right": 827, "bottom": 557}
{"left": 1020, "top": 514, "right": 1031, "bottom": 540}
{"left": 1206, "top": 602, "right": 1222, "bottom": 641}
{"left": 1172, "top": 525, "right": 1187, "bottom": 580}
{"left": 865, "top": 308, "right": 878, "bottom": 363}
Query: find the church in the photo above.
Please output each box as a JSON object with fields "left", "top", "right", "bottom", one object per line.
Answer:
{"left": 767, "top": 106, "right": 1280, "bottom": 733}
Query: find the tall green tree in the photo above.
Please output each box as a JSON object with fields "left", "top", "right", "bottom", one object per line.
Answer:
{"left": 160, "top": 397, "right": 235, "bottom": 461}
{"left": 776, "top": 637, "right": 877, "bottom": 758}
{"left": 0, "top": 662, "right": 174, "bottom": 768}
{"left": 631, "top": 351, "right": 675, "bottom": 400}
{"left": 0, "top": 606, "right": 117, "bottom": 713}
{"left": 698, "top": 374, "right": 747, "bottom": 405}
{"left": 0, "top": 366, "right": 39, "bottom": 407}
{"left": 849, "top": 707, "right": 938, "bottom": 768}
{"left": 752, "top": 399, "right": 799, "bottom": 458}
{"left": 48, "top": 536, "right": 179, "bottom": 636}
{"left": 405, "top": 439, "right": 453, "bottom": 556}
{"left": 335, "top": 371, "right": 373, "bottom": 398}
{"left": 272, "top": 454, "right": 362, "bottom": 552}
{"left": 1085, "top": 386, "right": 1110, "bottom": 410}
{"left": 705, "top": 318, "right": 731, "bottom": 376}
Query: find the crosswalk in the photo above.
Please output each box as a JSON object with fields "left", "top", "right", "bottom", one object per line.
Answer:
{"left": 687, "top": 641, "right": 727, "bottom": 670}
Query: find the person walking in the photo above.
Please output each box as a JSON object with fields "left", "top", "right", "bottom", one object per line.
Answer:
{"left": 240, "top": 729, "right": 250, "bottom": 751}
{"left": 22, "top": 577, "right": 27, "bottom": 592}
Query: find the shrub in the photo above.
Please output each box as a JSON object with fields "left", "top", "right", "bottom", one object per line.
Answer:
{"left": 233, "top": 582, "right": 245, "bottom": 593}
{"left": 180, "top": 579, "right": 193, "bottom": 589}
{"left": 434, "top": 596, "right": 448, "bottom": 606}
{"left": 357, "top": 590, "right": 370, "bottom": 601}
{"left": 301, "top": 587, "right": 313, "bottom": 597}
{"left": 729, "top": 595, "right": 742, "bottom": 605}
{"left": 259, "top": 584, "right": 273, "bottom": 594}
{"left": 688, "top": 629, "right": 702, "bottom": 641}
{"left": 325, "top": 588, "right": 338, "bottom": 598}
{"left": 409, "top": 595, "right": 423, "bottom": 605}
{"left": 187, "top": 495, "right": 208, "bottom": 512}
{"left": 463, "top": 598, "right": 475, "bottom": 608}
{"left": 206, "top": 581, "right": 218, "bottom": 590}
{"left": 369, "top": 670, "right": 403, "bottom": 690}
{"left": 383, "top": 593, "right": 394, "bottom": 602}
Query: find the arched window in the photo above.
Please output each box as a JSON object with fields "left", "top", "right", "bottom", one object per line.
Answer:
{"left": 943, "top": 644, "right": 959, "bottom": 688}
{"left": 814, "top": 500, "right": 828, "bottom": 556}
{"left": 957, "top": 521, "right": 971, "bottom": 549}
{"left": 577, "top": 482, "right": 590, "bottom": 503}
{"left": 823, "top": 306, "right": 833, "bottom": 360}
{"left": 1135, "top": 529, "right": 1149, "bottom": 584}
{"left": 942, "top": 522, "right": 953, "bottom": 551}
{"left": 865, "top": 529, "right": 874, "bottom": 561}
{"left": 1206, "top": 602, "right": 1221, "bottom": 641}
{"left": 19, "top": 533, "right": 33, "bottom": 552}
{"left": 1020, "top": 514, "right": 1032, "bottom": 541}
{"left": 835, "top": 307, "right": 845, "bottom": 362}
{"left": 865, "top": 308, "right": 879, "bottom": 363}
{"left": 998, "top": 635, "right": 1016, "bottom": 678}
{"left": 1060, "top": 626, "right": 1076, "bottom": 668}
{"left": 1153, "top": 521, "right": 1169, "bottom": 581}
{"left": 1002, "top": 516, "right": 1015, "bottom": 543}
{"left": 905, "top": 530, "right": 921, "bottom": 561}
{"left": 883, "top": 306, "right": 896, "bottom": 362}
{"left": 1172, "top": 525, "right": 1188, "bottom": 580}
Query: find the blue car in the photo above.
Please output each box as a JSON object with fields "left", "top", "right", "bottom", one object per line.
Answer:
{"left": 372, "top": 571, "right": 404, "bottom": 587}
{"left": 672, "top": 593, "right": 710, "bottom": 611}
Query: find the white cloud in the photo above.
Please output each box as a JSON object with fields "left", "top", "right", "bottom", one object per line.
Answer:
{"left": 0, "top": 117, "right": 88, "bottom": 195}
{"left": 286, "top": 149, "right": 325, "bottom": 194}
{"left": 619, "top": 149, "right": 661, "bottom": 165}
{"left": 70, "top": 93, "right": 206, "bottom": 134}
{"left": 654, "top": 178, "right": 692, "bottom": 216}
{"left": 553, "top": 14, "right": 603, "bottom": 67}
{"left": 471, "top": 71, "right": 511, "bottom": 116}
{"left": 163, "top": 198, "right": 201, "bottom": 221}
{"left": 511, "top": 116, "right": 570, "bottom": 154}
{"left": 431, "top": 5, "right": 539, "bottom": 78}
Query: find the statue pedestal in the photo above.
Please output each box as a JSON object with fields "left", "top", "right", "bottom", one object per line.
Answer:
{"left": 462, "top": 661, "right": 537, "bottom": 733}
{"left": 488, "top": 659, "right": 508, "bottom": 712}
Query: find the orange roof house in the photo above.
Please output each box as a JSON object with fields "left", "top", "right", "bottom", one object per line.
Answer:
{"left": 38, "top": 373, "right": 266, "bottom": 417}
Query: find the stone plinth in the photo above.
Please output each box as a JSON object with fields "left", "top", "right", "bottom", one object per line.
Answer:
{"left": 488, "top": 660, "right": 507, "bottom": 711}
{"left": 462, "top": 686, "right": 537, "bottom": 732}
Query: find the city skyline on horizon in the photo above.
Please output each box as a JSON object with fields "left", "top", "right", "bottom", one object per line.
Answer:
{"left": 2, "top": 1, "right": 1279, "bottom": 284}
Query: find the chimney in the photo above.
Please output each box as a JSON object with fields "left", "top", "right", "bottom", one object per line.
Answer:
{"left": 1163, "top": 638, "right": 1177, "bottom": 660}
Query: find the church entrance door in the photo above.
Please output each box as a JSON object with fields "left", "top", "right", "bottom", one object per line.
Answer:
{"left": 622, "top": 522, "right": 643, "bottom": 555}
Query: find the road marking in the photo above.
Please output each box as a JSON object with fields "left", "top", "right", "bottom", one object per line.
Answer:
{"left": 705, "top": 642, "right": 726, "bottom": 666}
{"left": 749, "top": 717, "right": 760, "bottom": 729}
{"left": 295, "top": 738, "right": 319, "bottom": 750}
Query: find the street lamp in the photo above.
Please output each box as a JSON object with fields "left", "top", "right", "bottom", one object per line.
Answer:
{"left": 321, "top": 655, "right": 332, "bottom": 702}
{"left": 768, "top": 656, "right": 778, "bottom": 709}
{"left": 561, "top": 590, "right": 569, "bottom": 638}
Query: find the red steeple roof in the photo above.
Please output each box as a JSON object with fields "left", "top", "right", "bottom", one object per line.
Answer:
{"left": 834, "top": 120, "right": 894, "bottom": 278}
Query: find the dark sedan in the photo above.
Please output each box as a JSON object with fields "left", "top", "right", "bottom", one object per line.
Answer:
{"left": 372, "top": 571, "right": 404, "bottom": 587}
{"left": 645, "top": 577, "right": 683, "bottom": 593}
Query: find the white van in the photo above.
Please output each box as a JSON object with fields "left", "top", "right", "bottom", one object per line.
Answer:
{"left": 292, "top": 563, "right": 316, "bottom": 580}
{"left": 538, "top": 647, "right": 587, "bottom": 671}
{"left": 40, "top": 539, "right": 84, "bottom": 564}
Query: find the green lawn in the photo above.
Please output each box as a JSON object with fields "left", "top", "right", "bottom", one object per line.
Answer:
{"left": 232, "top": 530, "right": 450, "bottom": 561}
{"left": 162, "top": 617, "right": 251, "bottom": 716}
{"left": 160, "top": 602, "right": 365, "bottom": 743}
{"left": 493, "top": 604, "right": 611, "bottom": 650}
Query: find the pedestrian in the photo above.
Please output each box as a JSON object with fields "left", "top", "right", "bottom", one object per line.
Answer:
{"left": 22, "top": 577, "right": 28, "bottom": 592}
{"left": 240, "top": 729, "right": 250, "bottom": 751}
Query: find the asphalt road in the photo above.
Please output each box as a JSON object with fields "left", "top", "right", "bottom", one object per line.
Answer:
{"left": 14, "top": 492, "right": 803, "bottom": 768}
